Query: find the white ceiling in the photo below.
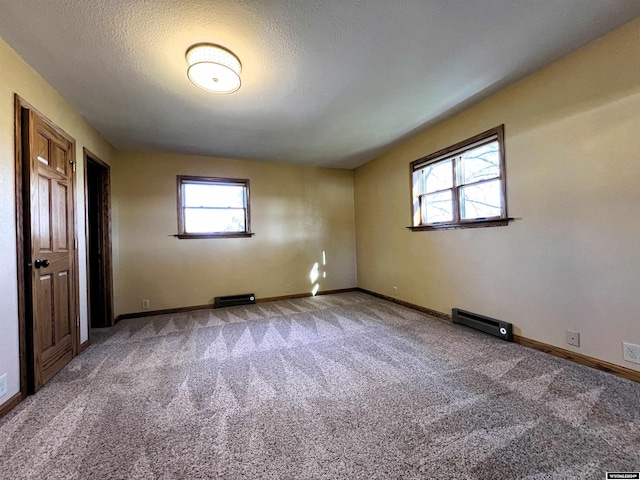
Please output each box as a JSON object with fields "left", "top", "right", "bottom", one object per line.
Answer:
{"left": 1, "top": 1, "right": 639, "bottom": 168}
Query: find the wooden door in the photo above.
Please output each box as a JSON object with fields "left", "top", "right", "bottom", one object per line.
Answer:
{"left": 26, "top": 109, "right": 78, "bottom": 390}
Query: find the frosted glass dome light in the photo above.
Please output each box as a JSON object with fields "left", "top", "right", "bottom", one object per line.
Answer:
{"left": 186, "top": 43, "right": 241, "bottom": 94}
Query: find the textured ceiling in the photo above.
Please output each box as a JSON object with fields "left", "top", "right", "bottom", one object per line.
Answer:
{"left": 1, "top": 1, "right": 639, "bottom": 168}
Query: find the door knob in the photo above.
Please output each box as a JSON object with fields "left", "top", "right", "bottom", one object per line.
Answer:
{"left": 34, "top": 259, "right": 50, "bottom": 269}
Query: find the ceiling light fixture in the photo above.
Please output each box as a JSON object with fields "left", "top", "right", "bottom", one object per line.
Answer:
{"left": 186, "top": 43, "right": 241, "bottom": 94}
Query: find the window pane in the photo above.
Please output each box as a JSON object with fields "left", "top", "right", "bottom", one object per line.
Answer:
{"left": 421, "top": 190, "right": 453, "bottom": 224}
{"left": 418, "top": 159, "right": 453, "bottom": 194}
{"left": 460, "top": 179, "right": 502, "bottom": 220}
{"left": 184, "top": 208, "right": 245, "bottom": 233}
{"left": 184, "top": 183, "right": 245, "bottom": 208}
{"left": 459, "top": 141, "right": 500, "bottom": 185}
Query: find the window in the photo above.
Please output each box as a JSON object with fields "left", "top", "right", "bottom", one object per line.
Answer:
{"left": 177, "top": 176, "right": 253, "bottom": 238}
{"left": 409, "top": 125, "right": 508, "bottom": 231}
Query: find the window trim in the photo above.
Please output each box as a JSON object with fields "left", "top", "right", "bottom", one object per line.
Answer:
{"left": 176, "top": 175, "right": 254, "bottom": 239}
{"left": 407, "top": 125, "right": 509, "bottom": 231}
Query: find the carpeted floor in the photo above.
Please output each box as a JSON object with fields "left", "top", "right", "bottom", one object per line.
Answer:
{"left": 1, "top": 292, "right": 639, "bottom": 479}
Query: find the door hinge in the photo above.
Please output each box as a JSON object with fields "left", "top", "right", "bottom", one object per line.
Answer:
{"left": 76, "top": 316, "right": 80, "bottom": 327}
{"left": 74, "top": 238, "right": 78, "bottom": 249}
{"left": 70, "top": 160, "right": 77, "bottom": 172}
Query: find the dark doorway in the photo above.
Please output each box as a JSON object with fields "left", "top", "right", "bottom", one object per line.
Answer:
{"left": 84, "top": 149, "right": 113, "bottom": 329}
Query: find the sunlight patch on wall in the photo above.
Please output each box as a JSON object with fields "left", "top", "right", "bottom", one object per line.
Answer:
{"left": 310, "top": 262, "right": 319, "bottom": 284}
{"left": 310, "top": 251, "right": 327, "bottom": 296}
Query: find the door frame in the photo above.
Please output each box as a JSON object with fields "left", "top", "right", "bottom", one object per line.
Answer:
{"left": 83, "top": 148, "right": 114, "bottom": 332}
{"left": 14, "top": 94, "right": 80, "bottom": 395}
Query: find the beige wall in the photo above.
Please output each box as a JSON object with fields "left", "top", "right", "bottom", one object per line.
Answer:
{"left": 355, "top": 18, "right": 640, "bottom": 371}
{"left": 112, "top": 151, "right": 357, "bottom": 315}
{"left": 0, "top": 37, "right": 116, "bottom": 404}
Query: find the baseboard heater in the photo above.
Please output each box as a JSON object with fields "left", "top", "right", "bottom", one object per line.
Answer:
{"left": 452, "top": 308, "right": 513, "bottom": 341}
{"left": 214, "top": 293, "right": 256, "bottom": 308}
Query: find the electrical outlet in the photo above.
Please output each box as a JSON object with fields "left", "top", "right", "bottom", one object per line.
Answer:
{"left": 285, "top": 284, "right": 291, "bottom": 293}
{"left": 393, "top": 286, "right": 398, "bottom": 296}
{"left": 566, "top": 330, "right": 580, "bottom": 347}
{"left": 623, "top": 342, "right": 640, "bottom": 364}
{"left": 142, "top": 299, "right": 150, "bottom": 309}
{"left": 0, "top": 373, "right": 7, "bottom": 398}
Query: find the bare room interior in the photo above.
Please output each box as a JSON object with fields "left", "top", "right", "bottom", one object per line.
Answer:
{"left": 1, "top": 1, "right": 639, "bottom": 478}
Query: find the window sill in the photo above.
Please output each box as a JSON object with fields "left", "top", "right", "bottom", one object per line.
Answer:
{"left": 174, "top": 232, "right": 255, "bottom": 239}
{"left": 407, "top": 218, "right": 512, "bottom": 231}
